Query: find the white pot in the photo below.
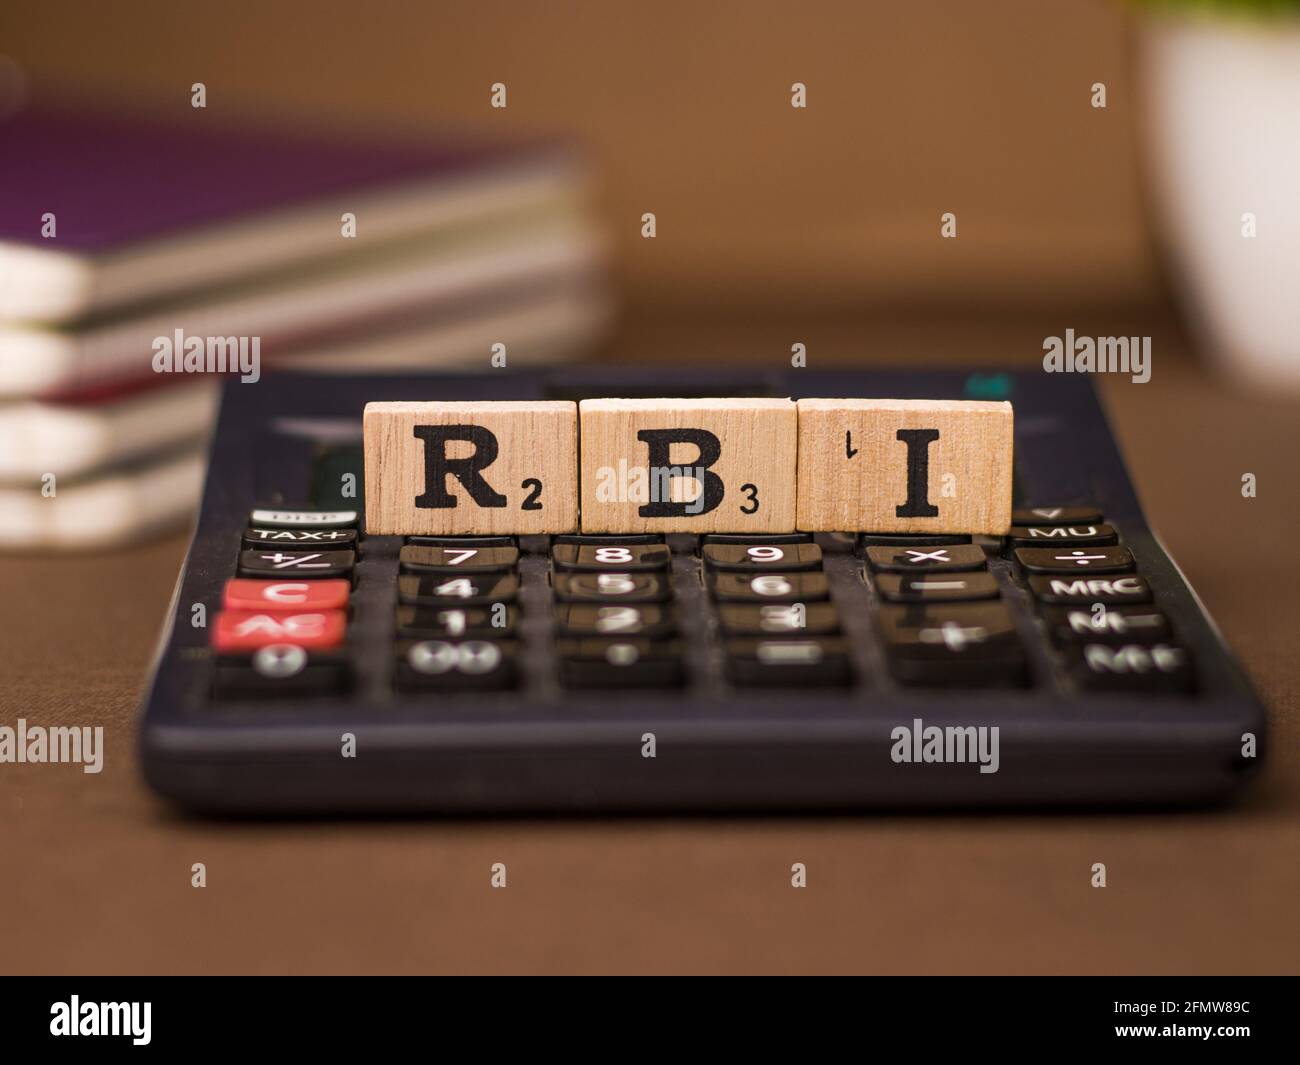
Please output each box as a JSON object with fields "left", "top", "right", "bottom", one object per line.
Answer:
{"left": 1142, "top": 15, "right": 1300, "bottom": 390}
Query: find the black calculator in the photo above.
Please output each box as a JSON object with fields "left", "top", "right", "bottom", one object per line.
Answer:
{"left": 139, "top": 367, "right": 1266, "bottom": 813}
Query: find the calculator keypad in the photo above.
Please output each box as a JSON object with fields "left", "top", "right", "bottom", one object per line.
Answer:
{"left": 206, "top": 502, "right": 1200, "bottom": 701}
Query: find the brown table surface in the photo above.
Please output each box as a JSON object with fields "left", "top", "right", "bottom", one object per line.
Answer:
{"left": 2, "top": 309, "right": 1297, "bottom": 974}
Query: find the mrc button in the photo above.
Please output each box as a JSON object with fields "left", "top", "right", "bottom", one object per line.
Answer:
{"left": 1029, "top": 575, "right": 1152, "bottom": 605}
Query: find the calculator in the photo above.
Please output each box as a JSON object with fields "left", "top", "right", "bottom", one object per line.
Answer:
{"left": 139, "top": 367, "right": 1266, "bottom": 812}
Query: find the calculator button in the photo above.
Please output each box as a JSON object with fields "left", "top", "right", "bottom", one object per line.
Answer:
{"left": 407, "top": 535, "right": 517, "bottom": 548}
{"left": 213, "top": 646, "right": 351, "bottom": 698}
{"left": 395, "top": 639, "right": 519, "bottom": 692}
{"left": 864, "top": 544, "right": 986, "bottom": 573}
{"left": 242, "top": 527, "right": 358, "bottom": 549}
{"left": 399, "top": 545, "right": 519, "bottom": 573}
{"left": 702, "top": 533, "right": 814, "bottom": 545}
{"left": 1014, "top": 546, "right": 1134, "bottom": 574}
{"left": 1012, "top": 506, "right": 1103, "bottom": 526}
{"left": 1044, "top": 605, "right": 1170, "bottom": 644}
{"left": 556, "top": 638, "right": 685, "bottom": 688}
{"left": 1066, "top": 642, "right": 1194, "bottom": 693}
{"left": 398, "top": 572, "right": 519, "bottom": 606}
{"left": 395, "top": 604, "right": 518, "bottom": 639}
{"left": 552, "top": 572, "right": 671, "bottom": 603}
{"left": 703, "top": 543, "right": 823, "bottom": 571}
{"left": 555, "top": 604, "right": 677, "bottom": 638}
{"left": 248, "top": 509, "right": 358, "bottom": 529}
{"left": 873, "top": 572, "right": 1000, "bottom": 603}
{"left": 1028, "top": 574, "right": 1152, "bottom": 605}
{"left": 716, "top": 602, "right": 841, "bottom": 635}
{"left": 1005, "top": 524, "right": 1118, "bottom": 549}
{"left": 877, "top": 603, "right": 1027, "bottom": 686}
{"left": 708, "top": 571, "right": 830, "bottom": 603}
{"left": 212, "top": 609, "right": 347, "bottom": 653}
{"left": 858, "top": 533, "right": 972, "bottom": 550}
{"left": 877, "top": 602, "right": 1021, "bottom": 653}
{"left": 238, "top": 549, "right": 355, "bottom": 579}
{"left": 553, "top": 533, "right": 664, "bottom": 545}
{"left": 223, "top": 578, "right": 351, "bottom": 612}
{"left": 551, "top": 543, "right": 671, "bottom": 571}
{"left": 725, "top": 638, "right": 852, "bottom": 687}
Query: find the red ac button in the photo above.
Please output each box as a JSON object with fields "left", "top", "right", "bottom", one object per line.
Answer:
{"left": 212, "top": 610, "right": 347, "bottom": 653}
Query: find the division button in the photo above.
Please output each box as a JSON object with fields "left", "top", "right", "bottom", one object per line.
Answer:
{"left": 1014, "top": 546, "right": 1135, "bottom": 575}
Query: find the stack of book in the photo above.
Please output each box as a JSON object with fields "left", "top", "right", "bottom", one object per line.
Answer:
{"left": 0, "top": 101, "right": 610, "bottom": 549}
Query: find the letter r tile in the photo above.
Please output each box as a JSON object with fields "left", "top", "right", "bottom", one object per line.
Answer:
{"left": 795, "top": 399, "right": 1013, "bottom": 534}
{"left": 363, "top": 401, "right": 578, "bottom": 535}
{"left": 578, "top": 398, "right": 797, "bottom": 533}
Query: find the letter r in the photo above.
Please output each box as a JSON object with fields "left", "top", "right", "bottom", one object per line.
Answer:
{"left": 414, "top": 425, "right": 508, "bottom": 509}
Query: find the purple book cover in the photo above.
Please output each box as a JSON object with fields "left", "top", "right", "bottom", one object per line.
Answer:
{"left": 0, "top": 104, "right": 562, "bottom": 253}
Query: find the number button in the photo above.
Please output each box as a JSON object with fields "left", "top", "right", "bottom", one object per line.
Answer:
{"left": 557, "top": 638, "right": 685, "bottom": 688}
{"left": 395, "top": 604, "right": 518, "bottom": 639}
{"left": 708, "top": 571, "right": 830, "bottom": 603}
{"left": 399, "top": 545, "right": 519, "bottom": 573}
{"left": 716, "top": 602, "right": 841, "bottom": 635}
{"left": 555, "top": 604, "right": 677, "bottom": 638}
{"left": 238, "top": 549, "right": 355, "bottom": 580}
{"left": 397, "top": 572, "right": 519, "bottom": 606}
{"left": 551, "top": 543, "right": 671, "bottom": 571}
{"left": 552, "top": 572, "right": 670, "bottom": 603}
{"left": 213, "top": 646, "right": 351, "bottom": 698}
{"left": 395, "top": 639, "right": 519, "bottom": 692}
{"left": 702, "top": 543, "right": 823, "bottom": 571}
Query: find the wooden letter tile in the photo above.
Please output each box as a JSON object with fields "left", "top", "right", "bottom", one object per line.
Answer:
{"left": 363, "top": 401, "right": 578, "bottom": 535}
{"left": 579, "top": 398, "right": 797, "bottom": 533}
{"left": 795, "top": 399, "right": 1013, "bottom": 534}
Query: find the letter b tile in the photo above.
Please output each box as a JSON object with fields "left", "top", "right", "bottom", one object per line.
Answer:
{"left": 579, "top": 399, "right": 797, "bottom": 533}
{"left": 796, "top": 399, "right": 1013, "bottom": 534}
{"left": 363, "top": 401, "right": 578, "bottom": 534}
